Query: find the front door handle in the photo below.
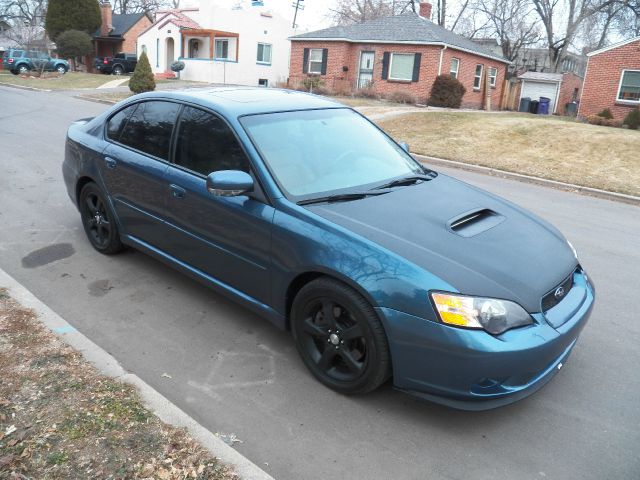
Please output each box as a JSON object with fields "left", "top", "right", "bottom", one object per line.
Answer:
{"left": 169, "top": 184, "right": 186, "bottom": 199}
{"left": 104, "top": 157, "right": 117, "bottom": 169}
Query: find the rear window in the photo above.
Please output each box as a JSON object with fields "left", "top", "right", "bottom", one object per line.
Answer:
{"left": 11, "top": 50, "right": 24, "bottom": 58}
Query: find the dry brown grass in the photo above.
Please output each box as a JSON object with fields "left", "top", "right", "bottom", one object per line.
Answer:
{"left": 0, "top": 289, "right": 237, "bottom": 480}
{"left": 377, "top": 112, "right": 640, "bottom": 196}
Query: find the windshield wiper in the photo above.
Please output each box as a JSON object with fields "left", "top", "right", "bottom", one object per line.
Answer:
{"left": 297, "top": 191, "right": 389, "bottom": 206}
{"left": 371, "top": 174, "right": 435, "bottom": 191}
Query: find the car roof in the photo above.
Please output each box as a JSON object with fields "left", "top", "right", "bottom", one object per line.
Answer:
{"left": 133, "top": 87, "right": 347, "bottom": 117}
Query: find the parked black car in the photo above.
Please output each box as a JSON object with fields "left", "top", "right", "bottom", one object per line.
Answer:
{"left": 95, "top": 53, "right": 137, "bottom": 75}
{"left": 2, "top": 49, "right": 69, "bottom": 75}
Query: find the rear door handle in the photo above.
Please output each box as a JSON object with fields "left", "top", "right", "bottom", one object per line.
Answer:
{"left": 104, "top": 157, "right": 117, "bottom": 169}
{"left": 169, "top": 184, "right": 186, "bottom": 199}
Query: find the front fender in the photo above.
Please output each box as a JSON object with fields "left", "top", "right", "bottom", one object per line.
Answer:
{"left": 270, "top": 203, "right": 455, "bottom": 321}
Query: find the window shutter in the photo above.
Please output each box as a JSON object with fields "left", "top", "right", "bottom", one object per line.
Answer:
{"left": 412, "top": 53, "right": 421, "bottom": 82}
{"left": 321, "top": 48, "right": 328, "bottom": 75}
{"left": 302, "top": 48, "right": 309, "bottom": 74}
{"left": 381, "top": 52, "right": 390, "bottom": 80}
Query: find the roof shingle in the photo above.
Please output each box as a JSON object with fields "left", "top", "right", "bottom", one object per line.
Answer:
{"left": 291, "top": 13, "right": 508, "bottom": 63}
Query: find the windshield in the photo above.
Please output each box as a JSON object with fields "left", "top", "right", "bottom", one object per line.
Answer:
{"left": 240, "top": 108, "right": 424, "bottom": 199}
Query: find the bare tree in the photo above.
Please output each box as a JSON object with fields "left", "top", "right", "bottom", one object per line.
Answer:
{"left": 0, "top": 0, "right": 47, "bottom": 26}
{"left": 329, "top": 0, "right": 396, "bottom": 25}
{"left": 477, "top": 0, "right": 541, "bottom": 60}
{"left": 531, "top": 0, "right": 617, "bottom": 72}
{"left": 110, "top": 0, "right": 177, "bottom": 15}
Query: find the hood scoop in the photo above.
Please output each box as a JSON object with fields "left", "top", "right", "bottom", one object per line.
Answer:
{"left": 448, "top": 208, "right": 505, "bottom": 237}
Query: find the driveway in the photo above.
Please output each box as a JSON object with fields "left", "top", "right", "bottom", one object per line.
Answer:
{"left": 0, "top": 85, "right": 638, "bottom": 480}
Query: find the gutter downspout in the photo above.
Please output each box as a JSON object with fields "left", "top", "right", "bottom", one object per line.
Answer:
{"left": 437, "top": 45, "right": 447, "bottom": 75}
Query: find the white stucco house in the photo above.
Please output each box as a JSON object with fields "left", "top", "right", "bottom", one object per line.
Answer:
{"left": 136, "top": 1, "right": 292, "bottom": 86}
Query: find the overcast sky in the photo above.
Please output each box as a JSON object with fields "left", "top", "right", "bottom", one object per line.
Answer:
{"left": 213, "top": 0, "right": 335, "bottom": 32}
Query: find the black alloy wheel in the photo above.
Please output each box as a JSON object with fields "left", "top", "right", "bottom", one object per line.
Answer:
{"left": 79, "top": 183, "right": 124, "bottom": 254}
{"left": 292, "top": 278, "right": 391, "bottom": 394}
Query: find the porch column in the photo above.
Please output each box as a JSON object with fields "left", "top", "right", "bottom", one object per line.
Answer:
{"left": 209, "top": 32, "right": 214, "bottom": 59}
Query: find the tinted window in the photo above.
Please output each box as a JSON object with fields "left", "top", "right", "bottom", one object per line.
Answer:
{"left": 174, "top": 106, "right": 249, "bottom": 175}
{"left": 106, "top": 104, "right": 138, "bottom": 141}
{"left": 119, "top": 101, "right": 180, "bottom": 160}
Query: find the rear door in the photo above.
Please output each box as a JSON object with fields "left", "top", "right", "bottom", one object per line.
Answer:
{"left": 162, "top": 105, "right": 274, "bottom": 304}
{"left": 100, "top": 100, "right": 181, "bottom": 250}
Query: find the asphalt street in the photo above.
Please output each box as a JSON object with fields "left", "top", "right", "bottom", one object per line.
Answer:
{"left": 1, "top": 85, "right": 639, "bottom": 480}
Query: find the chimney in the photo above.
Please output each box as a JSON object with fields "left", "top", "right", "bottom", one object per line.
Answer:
{"left": 419, "top": 2, "right": 433, "bottom": 20}
{"left": 100, "top": 1, "right": 113, "bottom": 37}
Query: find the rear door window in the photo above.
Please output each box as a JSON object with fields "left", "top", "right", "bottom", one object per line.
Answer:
{"left": 174, "top": 106, "right": 249, "bottom": 175}
{"left": 118, "top": 101, "right": 181, "bottom": 160}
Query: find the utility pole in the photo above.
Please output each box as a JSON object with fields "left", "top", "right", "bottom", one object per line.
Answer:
{"left": 292, "top": 0, "right": 304, "bottom": 29}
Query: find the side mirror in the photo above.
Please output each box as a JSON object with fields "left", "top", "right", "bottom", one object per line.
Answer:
{"left": 206, "top": 170, "right": 254, "bottom": 197}
{"left": 399, "top": 141, "right": 410, "bottom": 153}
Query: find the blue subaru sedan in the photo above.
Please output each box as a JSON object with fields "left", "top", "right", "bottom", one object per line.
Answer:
{"left": 62, "top": 88, "right": 594, "bottom": 410}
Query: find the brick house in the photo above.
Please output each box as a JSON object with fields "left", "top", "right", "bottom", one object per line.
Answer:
{"left": 578, "top": 36, "right": 640, "bottom": 120}
{"left": 93, "top": 0, "right": 151, "bottom": 58}
{"left": 289, "top": 2, "right": 509, "bottom": 109}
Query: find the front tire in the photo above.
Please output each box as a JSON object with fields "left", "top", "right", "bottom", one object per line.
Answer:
{"left": 79, "top": 183, "right": 124, "bottom": 255}
{"left": 56, "top": 65, "right": 67, "bottom": 74}
{"left": 291, "top": 278, "right": 391, "bottom": 394}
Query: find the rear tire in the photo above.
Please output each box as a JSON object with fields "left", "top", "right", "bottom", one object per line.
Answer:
{"left": 291, "top": 278, "right": 391, "bottom": 394}
{"left": 17, "top": 64, "right": 29, "bottom": 75}
{"left": 113, "top": 65, "right": 123, "bottom": 75}
{"left": 56, "top": 65, "right": 67, "bottom": 74}
{"left": 79, "top": 182, "right": 125, "bottom": 255}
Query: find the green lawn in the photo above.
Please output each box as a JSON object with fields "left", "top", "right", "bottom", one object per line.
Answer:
{"left": 377, "top": 112, "right": 640, "bottom": 196}
{"left": 0, "top": 71, "right": 123, "bottom": 90}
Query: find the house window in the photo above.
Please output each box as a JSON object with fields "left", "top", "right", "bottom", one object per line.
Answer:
{"left": 257, "top": 43, "right": 272, "bottom": 64}
{"left": 308, "top": 48, "right": 323, "bottom": 74}
{"left": 258, "top": 78, "right": 269, "bottom": 87}
{"left": 215, "top": 39, "right": 229, "bottom": 60}
{"left": 389, "top": 53, "right": 415, "bottom": 81}
{"left": 488, "top": 67, "right": 497, "bottom": 87}
{"left": 617, "top": 70, "right": 640, "bottom": 102}
{"left": 450, "top": 58, "right": 459, "bottom": 79}
{"left": 473, "top": 64, "right": 483, "bottom": 89}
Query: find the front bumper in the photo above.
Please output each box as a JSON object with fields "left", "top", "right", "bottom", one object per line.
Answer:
{"left": 377, "top": 270, "right": 594, "bottom": 410}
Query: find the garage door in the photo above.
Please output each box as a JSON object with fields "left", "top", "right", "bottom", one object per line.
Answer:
{"left": 521, "top": 81, "right": 559, "bottom": 114}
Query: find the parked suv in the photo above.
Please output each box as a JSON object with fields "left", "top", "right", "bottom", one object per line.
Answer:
{"left": 2, "top": 49, "right": 69, "bottom": 75}
{"left": 95, "top": 53, "right": 137, "bottom": 75}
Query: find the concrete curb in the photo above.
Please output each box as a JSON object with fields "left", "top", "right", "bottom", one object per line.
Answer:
{"left": 74, "top": 94, "right": 120, "bottom": 105}
{"left": 414, "top": 154, "right": 640, "bottom": 206}
{"left": 0, "top": 268, "right": 274, "bottom": 480}
{"left": 0, "top": 82, "right": 51, "bottom": 92}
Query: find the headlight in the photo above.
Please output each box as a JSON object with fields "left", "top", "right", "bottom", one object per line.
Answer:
{"left": 567, "top": 240, "right": 578, "bottom": 260}
{"left": 430, "top": 292, "right": 534, "bottom": 335}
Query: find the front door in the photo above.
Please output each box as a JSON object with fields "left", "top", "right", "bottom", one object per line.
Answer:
{"left": 358, "top": 51, "right": 375, "bottom": 89}
{"left": 162, "top": 105, "right": 274, "bottom": 304}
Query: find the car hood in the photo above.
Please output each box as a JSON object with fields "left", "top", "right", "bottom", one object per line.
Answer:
{"left": 305, "top": 174, "right": 577, "bottom": 312}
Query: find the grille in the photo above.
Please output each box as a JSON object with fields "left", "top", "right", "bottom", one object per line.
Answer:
{"left": 541, "top": 270, "right": 575, "bottom": 311}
